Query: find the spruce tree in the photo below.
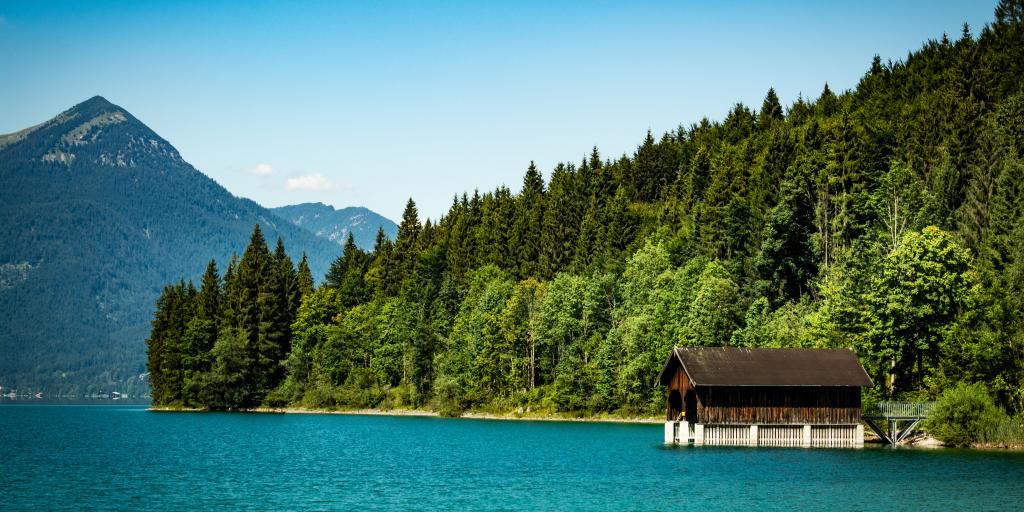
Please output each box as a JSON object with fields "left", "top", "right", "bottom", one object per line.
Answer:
{"left": 818, "top": 82, "right": 838, "bottom": 116}
{"left": 365, "top": 226, "right": 394, "bottom": 297}
{"left": 297, "top": 252, "right": 315, "bottom": 298}
{"left": 759, "top": 87, "right": 784, "bottom": 127}
{"left": 198, "top": 259, "right": 220, "bottom": 323}
{"left": 234, "top": 224, "right": 275, "bottom": 403}
{"left": 190, "top": 260, "right": 221, "bottom": 372}
{"left": 511, "top": 162, "right": 545, "bottom": 279}
{"left": 390, "top": 198, "right": 421, "bottom": 295}
{"left": 339, "top": 232, "right": 370, "bottom": 308}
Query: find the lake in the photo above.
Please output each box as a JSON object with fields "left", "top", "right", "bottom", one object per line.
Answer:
{"left": 1, "top": 405, "right": 1023, "bottom": 511}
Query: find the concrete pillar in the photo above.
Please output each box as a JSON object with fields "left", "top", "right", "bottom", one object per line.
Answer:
{"left": 679, "top": 420, "right": 689, "bottom": 443}
{"left": 664, "top": 421, "right": 675, "bottom": 444}
{"left": 855, "top": 424, "right": 864, "bottom": 448}
{"left": 749, "top": 425, "right": 759, "bottom": 447}
{"left": 694, "top": 424, "right": 705, "bottom": 446}
{"left": 803, "top": 424, "right": 812, "bottom": 448}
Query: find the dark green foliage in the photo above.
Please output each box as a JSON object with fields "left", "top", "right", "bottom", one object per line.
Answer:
{"left": 331, "top": 233, "right": 371, "bottom": 308}
{"left": 511, "top": 162, "right": 546, "bottom": 279}
{"left": 296, "top": 253, "right": 315, "bottom": 299}
{"left": 147, "top": 6, "right": 1024, "bottom": 420}
{"left": 760, "top": 88, "right": 784, "bottom": 128}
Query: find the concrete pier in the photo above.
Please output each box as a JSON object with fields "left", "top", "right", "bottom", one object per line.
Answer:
{"left": 663, "top": 422, "right": 863, "bottom": 448}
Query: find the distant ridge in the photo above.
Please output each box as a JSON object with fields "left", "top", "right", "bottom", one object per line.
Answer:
{"left": 271, "top": 202, "right": 397, "bottom": 250}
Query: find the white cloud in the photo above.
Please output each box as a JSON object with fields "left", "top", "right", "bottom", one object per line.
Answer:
{"left": 248, "top": 163, "right": 274, "bottom": 176}
{"left": 285, "top": 173, "right": 337, "bottom": 191}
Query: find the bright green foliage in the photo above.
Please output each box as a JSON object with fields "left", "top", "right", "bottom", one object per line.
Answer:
{"left": 435, "top": 266, "right": 515, "bottom": 411}
{"left": 500, "top": 278, "right": 548, "bottom": 392}
{"left": 868, "top": 227, "right": 976, "bottom": 392}
{"left": 925, "top": 382, "right": 1007, "bottom": 447}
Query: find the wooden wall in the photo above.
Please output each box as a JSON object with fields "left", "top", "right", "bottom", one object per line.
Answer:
{"left": 666, "top": 366, "right": 689, "bottom": 420}
{"left": 665, "top": 367, "right": 862, "bottom": 425}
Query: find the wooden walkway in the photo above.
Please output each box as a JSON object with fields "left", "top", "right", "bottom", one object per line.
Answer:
{"left": 863, "top": 401, "right": 934, "bottom": 445}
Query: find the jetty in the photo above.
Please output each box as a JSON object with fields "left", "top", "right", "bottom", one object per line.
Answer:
{"left": 862, "top": 401, "right": 934, "bottom": 446}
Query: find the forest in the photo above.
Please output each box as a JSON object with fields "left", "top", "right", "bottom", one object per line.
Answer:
{"left": 148, "top": 2, "right": 1024, "bottom": 423}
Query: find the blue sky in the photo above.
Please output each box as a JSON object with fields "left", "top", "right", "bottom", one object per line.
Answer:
{"left": 0, "top": 1, "right": 995, "bottom": 221}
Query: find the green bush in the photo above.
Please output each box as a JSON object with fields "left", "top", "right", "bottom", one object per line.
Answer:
{"left": 302, "top": 382, "right": 341, "bottom": 409}
{"left": 264, "top": 379, "right": 301, "bottom": 408}
{"left": 335, "top": 368, "right": 385, "bottom": 409}
{"left": 925, "top": 382, "right": 1007, "bottom": 447}
{"left": 432, "top": 376, "right": 468, "bottom": 417}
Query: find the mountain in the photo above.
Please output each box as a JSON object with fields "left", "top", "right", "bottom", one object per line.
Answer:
{"left": 270, "top": 203, "right": 397, "bottom": 250}
{"left": 0, "top": 96, "right": 343, "bottom": 396}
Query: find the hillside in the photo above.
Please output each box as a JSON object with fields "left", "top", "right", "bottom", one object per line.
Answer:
{"left": 271, "top": 203, "right": 397, "bottom": 251}
{"left": 0, "top": 96, "right": 343, "bottom": 395}
{"left": 146, "top": 3, "right": 1024, "bottom": 418}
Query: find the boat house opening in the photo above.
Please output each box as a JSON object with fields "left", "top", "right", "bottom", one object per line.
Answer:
{"left": 658, "top": 347, "right": 873, "bottom": 448}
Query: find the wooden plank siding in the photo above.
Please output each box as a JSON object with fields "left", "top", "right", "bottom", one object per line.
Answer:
{"left": 668, "top": 367, "right": 862, "bottom": 425}
{"left": 665, "top": 364, "right": 691, "bottom": 421}
{"left": 698, "top": 385, "right": 861, "bottom": 425}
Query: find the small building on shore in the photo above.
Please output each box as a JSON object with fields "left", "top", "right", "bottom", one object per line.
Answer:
{"left": 658, "top": 346, "right": 873, "bottom": 448}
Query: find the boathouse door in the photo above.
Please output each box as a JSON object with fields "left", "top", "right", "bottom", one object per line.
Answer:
{"left": 668, "top": 390, "right": 683, "bottom": 421}
{"left": 684, "top": 389, "right": 698, "bottom": 423}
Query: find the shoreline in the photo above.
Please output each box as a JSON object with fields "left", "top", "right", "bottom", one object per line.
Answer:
{"left": 148, "top": 405, "right": 662, "bottom": 424}
{"left": 147, "top": 406, "right": 1024, "bottom": 448}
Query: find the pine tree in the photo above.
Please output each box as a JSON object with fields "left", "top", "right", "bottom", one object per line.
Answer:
{"left": 273, "top": 237, "right": 299, "bottom": 316}
{"left": 257, "top": 237, "right": 297, "bottom": 394}
{"left": 818, "top": 82, "right": 838, "bottom": 116}
{"left": 511, "top": 162, "right": 545, "bottom": 279}
{"left": 219, "top": 254, "right": 241, "bottom": 330}
{"left": 296, "top": 252, "right": 315, "bottom": 298}
{"left": 198, "top": 259, "right": 220, "bottom": 323}
{"left": 759, "top": 87, "right": 784, "bottom": 128}
{"left": 339, "top": 232, "right": 370, "bottom": 308}
{"left": 233, "top": 224, "right": 275, "bottom": 403}
{"left": 365, "top": 226, "right": 394, "bottom": 297}
{"left": 145, "top": 282, "right": 195, "bottom": 405}
{"left": 390, "top": 198, "right": 421, "bottom": 295}
{"left": 629, "top": 130, "right": 678, "bottom": 201}
{"left": 571, "top": 196, "right": 605, "bottom": 272}
{"left": 325, "top": 252, "right": 346, "bottom": 289}
{"left": 191, "top": 259, "right": 221, "bottom": 368}
{"left": 539, "top": 164, "right": 582, "bottom": 278}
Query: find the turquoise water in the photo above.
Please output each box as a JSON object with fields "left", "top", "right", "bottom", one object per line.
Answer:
{"left": 2, "top": 405, "right": 1023, "bottom": 511}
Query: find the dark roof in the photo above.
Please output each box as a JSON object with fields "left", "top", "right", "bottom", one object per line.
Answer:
{"left": 657, "top": 347, "right": 873, "bottom": 387}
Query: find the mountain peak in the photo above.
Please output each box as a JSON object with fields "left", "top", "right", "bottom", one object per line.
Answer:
{"left": 65, "top": 95, "right": 124, "bottom": 119}
{"left": 1, "top": 95, "right": 180, "bottom": 167}
{"left": 0, "top": 98, "right": 344, "bottom": 394}
{"left": 76, "top": 95, "right": 115, "bottom": 110}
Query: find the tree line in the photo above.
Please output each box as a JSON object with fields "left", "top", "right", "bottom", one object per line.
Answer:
{"left": 149, "top": 1, "right": 1024, "bottom": 416}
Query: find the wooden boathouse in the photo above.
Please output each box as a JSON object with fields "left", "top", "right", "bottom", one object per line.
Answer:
{"left": 658, "top": 347, "right": 874, "bottom": 448}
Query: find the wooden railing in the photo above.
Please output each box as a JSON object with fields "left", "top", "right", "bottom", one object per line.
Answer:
{"left": 877, "top": 401, "right": 935, "bottom": 418}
